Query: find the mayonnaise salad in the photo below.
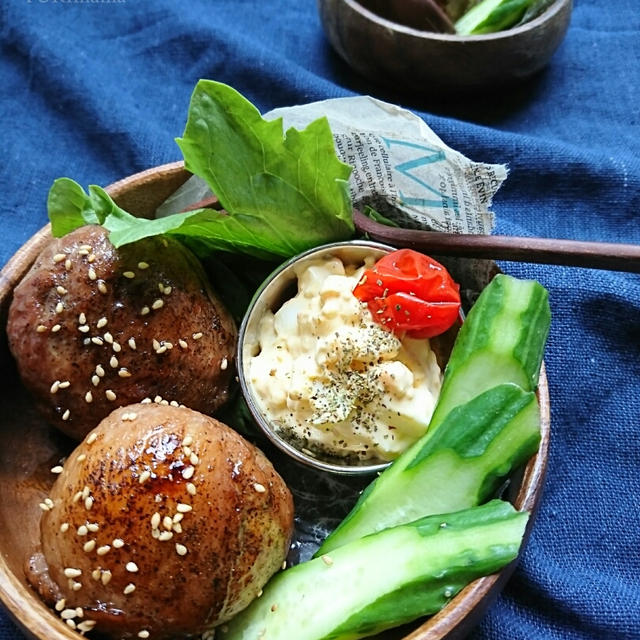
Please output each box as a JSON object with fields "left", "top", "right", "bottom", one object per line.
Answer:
{"left": 247, "top": 254, "right": 443, "bottom": 462}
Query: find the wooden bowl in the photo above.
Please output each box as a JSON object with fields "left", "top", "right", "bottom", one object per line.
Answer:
{"left": 0, "top": 162, "right": 550, "bottom": 640}
{"left": 317, "top": 0, "right": 572, "bottom": 92}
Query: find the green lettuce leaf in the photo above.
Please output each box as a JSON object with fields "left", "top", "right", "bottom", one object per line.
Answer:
{"left": 48, "top": 80, "right": 355, "bottom": 259}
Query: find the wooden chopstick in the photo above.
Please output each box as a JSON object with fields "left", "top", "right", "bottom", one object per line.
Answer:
{"left": 352, "top": 209, "right": 640, "bottom": 273}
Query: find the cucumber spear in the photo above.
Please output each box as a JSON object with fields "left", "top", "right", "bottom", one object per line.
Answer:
{"left": 219, "top": 500, "right": 528, "bottom": 640}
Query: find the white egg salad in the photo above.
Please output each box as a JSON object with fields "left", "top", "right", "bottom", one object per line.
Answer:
{"left": 247, "top": 254, "right": 443, "bottom": 462}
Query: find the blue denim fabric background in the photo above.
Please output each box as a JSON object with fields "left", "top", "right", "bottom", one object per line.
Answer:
{"left": 1, "top": 0, "right": 639, "bottom": 638}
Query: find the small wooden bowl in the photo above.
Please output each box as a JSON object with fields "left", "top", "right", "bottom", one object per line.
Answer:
{"left": 317, "top": 0, "right": 572, "bottom": 92}
{"left": 0, "top": 162, "right": 550, "bottom": 640}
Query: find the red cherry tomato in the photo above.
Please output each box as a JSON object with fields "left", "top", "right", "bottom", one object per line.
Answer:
{"left": 353, "top": 249, "right": 461, "bottom": 339}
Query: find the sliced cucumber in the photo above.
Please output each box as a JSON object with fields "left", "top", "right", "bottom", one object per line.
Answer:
{"left": 316, "top": 382, "right": 539, "bottom": 554}
{"left": 455, "top": 0, "right": 537, "bottom": 35}
{"left": 219, "top": 500, "right": 528, "bottom": 640}
{"left": 428, "top": 273, "right": 550, "bottom": 432}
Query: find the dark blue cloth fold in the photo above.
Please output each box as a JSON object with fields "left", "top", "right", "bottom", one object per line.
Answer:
{"left": 1, "top": 0, "right": 639, "bottom": 639}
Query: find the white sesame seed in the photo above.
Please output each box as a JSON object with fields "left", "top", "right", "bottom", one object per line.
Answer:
{"left": 103, "top": 331, "right": 113, "bottom": 343}
{"left": 55, "top": 598, "right": 66, "bottom": 611}
{"left": 158, "top": 282, "right": 164, "bottom": 293}
{"left": 281, "top": 560, "right": 287, "bottom": 570}
{"left": 85, "top": 391, "right": 93, "bottom": 403}
{"left": 112, "top": 342, "right": 122, "bottom": 352}
{"left": 139, "top": 470, "right": 151, "bottom": 484}
{"left": 87, "top": 523, "right": 99, "bottom": 533}
{"left": 162, "top": 516, "right": 173, "bottom": 531}
{"left": 170, "top": 400, "right": 179, "bottom": 407}
{"left": 254, "top": 483, "right": 266, "bottom": 493}
{"left": 105, "top": 390, "right": 116, "bottom": 401}
{"left": 138, "top": 631, "right": 150, "bottom": 639}
{"left": 85, "top": 496, "right": 94, "bottom": 510}
{"left": 178, "top": 339, "right": 188, "bottom": 349}
{"left": 51, "top": 324, "right": 62, "bottom": 333}
{"left": 96, "top": 545, "right": 110, "bottom": 556}
{"left": 65, "top": 259, "right": 72, "bottom": 270}
{"left": 71, "top": 581, "right": 82, "bottom": 592}
{"left": 221, "top": 357, "right": 228, "bottom": 370}
{"left": 95, "top": 364, "right": 105, "bottom": 377}
{"left": 182, "top": 466, "right": 195, "bottom": 480}
{"left": 77, "top": 620, "right": 96, "bottom": 633}
{"left": 109, "top": 356, "right": 118, "bottom": 368}
{"left": 86, "top": 432, "right": 98, "bottom": 444}
{"left": 83, "top": 540, "right": 96, "bottom": 553}
{"left": 77, "top": 525, "right": 88, "bottom": 536}
{"left": 79, "top": 245, "right": 92, "bottom": 252}
{"left": 112, "top": 538, "right": 125, "bottom": 548}
{"left": 175, "top": 543, "right": 188, "bottom": 556}
{"left": 66, "top": 619, "right": 77, "bottom": 629}
{"left": 124, "top": 583, "right": 136, "bottom": 595}
{"left": 172, "top": 513, "right": 184, "bottom": 523}
{"left": 82, "top": 486, "right": 91, "bottom": 499}
{"left": 158, "top": 531, "right": 173, "bottom": 541}
{"left": 91, "top": 375, "right": 100, "bottom": 387}
{"left": 101, "top": 570, "right": 112, "bottom": 585}
{"left": 38, "top": 502, "right": 50, "bottom": 512}
{"left": 88, "top": 267, "right": 97, "bottom": 281}
{"left": 56, "top": 286, "right": 67, "bottom": 295}
{"left": 321, "top": 555, "right": 334, "bottom": 566}
{"left": 154, "top": 395, "right": 163, "bottom": 403}
{"left": 141, "top": 306, "right": 150, "bottom": 316}
{"left": 152, "top": 299, "right": 164, "bottom": 310}
{"left": 183, "top": 445, "right": 192, "bottom": 457}
{"left": 91, "top": 568, "right": 101, "bottom": 581}
{"left": 36, "top": 324, "right": 47, "bottom": 333}
{"left": 77, "top": 454, "right": 86, "bottom": 462}
{"left": 97, "top": 280, "right": 108, "bottom": 294}
{"left": 192, "top": 332, "right": 203, "bottom": 340}
{"left": 50, "top": 380, "right": 60, "bottom": 394}
{"left": 60, "top": 608, "right": 77, "bottom": 620}
{"left": 87, "top": 253, "right": 96, "bottom": 263}
{"left": 172, "top": 522, "right": 183, "bottom": 534}
{"left": 152, "top": 339, "right": 160, "bottom": 351}
{"left": 123, "top": 271, "right": 135, "bottom": 279}
{"left": 64, "top": 568, "right": 82, "bottom": 578}
{"left": 73, "top": 492, "right": 83, "bottom": 504}
{"left": 128, "top": 337, "right": 137, "bottom": 350}
{"left": 53, "top": 253, "right": 66, "bottom": 263}
{"left": 176, "top": 503, "right": 192, "bottom": 513}
{"left": 118, "top": 368, "right": 132, "bottom": 378}
{"left": 78, "top": 325, "right": 90, "bottom": 333}
{"left": 190, "top": 453, "right": 199, "bottom": 465}
{"left": 91, "top": 336, "right": 104, "bottom": 345}
{"left": 60, "top": 523, "right": 70, "bottom": 533}
{"left": 79, "top": 313, "right": 87, "bottom": 325}
{"left": 138, "top": 261, "right": 149, "bottom": 270}
{"left": 182, "top": 435, "right": 193, "bottom": 447}
{"left": 126, "top": 562, "right": 139, "bottom": 573}
{"left": 151, "top": 512, "right": 161, "bottom": 529}
{"left": 186, "top": 483, "right": 196, "bottom": 496}
{"left": 51, "top": 465, "right": 63, "bottom": 474}
{"left": 62, "top": 409, "right": 70, "bottom": 421}
{"left": 58, "top": 380, "right": 70, "bottom": 389}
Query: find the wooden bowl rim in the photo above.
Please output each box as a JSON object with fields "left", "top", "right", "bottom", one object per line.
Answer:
{"left": 0, "top": 161, "right": 550, "bottom": 640}
{"left": 331, "top": 0, "right": 571, "bottom": 42}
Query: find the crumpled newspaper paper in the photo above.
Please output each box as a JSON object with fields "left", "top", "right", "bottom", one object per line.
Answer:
{"left": 157, "top": 95, "right": 507, "bottom": 236}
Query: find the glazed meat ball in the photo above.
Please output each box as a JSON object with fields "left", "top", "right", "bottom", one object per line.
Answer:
{"left": 7, "top": 225, "right": 236, "bottom": 440}
{"left": 30, "top": 403, "right": 294, "bottom": 639}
